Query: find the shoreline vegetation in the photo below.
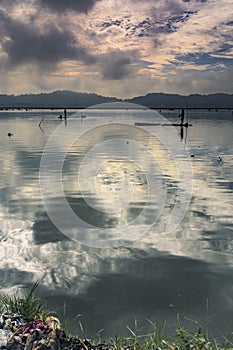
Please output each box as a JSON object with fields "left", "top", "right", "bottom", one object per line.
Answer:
{"left": 0, "top": 283, "right": 232, "bottom": 350}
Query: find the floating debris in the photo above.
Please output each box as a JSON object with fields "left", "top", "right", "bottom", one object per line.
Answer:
{"left": 212, "top": 156, "right": 224, "bottom": 166}
{"left": 39, "top": 118, "right": 44, "bottom": 127}
{"left": 0, "top": 314, "right": 110, "bottom": 350}
{"left": 38, "top": 118, "right": 45, "bottom": 134}
{"left": 0, "top": 314, "right": 26, "bottom": 329}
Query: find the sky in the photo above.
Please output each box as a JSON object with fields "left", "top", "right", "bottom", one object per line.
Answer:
{"left": 0, "top": 0, "right": 232, "bottom": 98}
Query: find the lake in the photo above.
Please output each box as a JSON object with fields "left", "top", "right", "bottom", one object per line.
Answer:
{"left": 0, "top": 105, "right": 233, "bottom": 338}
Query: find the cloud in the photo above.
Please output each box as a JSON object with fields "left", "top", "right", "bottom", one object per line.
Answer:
{"left": 99, "top": 4, "right": 196, "bottom": 39}
{"left": 216, "top": 43, "right": 233, "bottom": 54}
{"left": 0, "top": 0, "right": 232, "bottom": 96}
{"left": 153, "top": 37, "right": 163, "bottom": 48}
{"left": 0, "top": 0, "right": 19, "bottom": 5}
{"left": 174, "top": 52, "right": 233, "bottom": 67}
{"left": 150, "top": 0, "right": 184, "bottom": 18}
{"left": 225, "top": 20, "right": 233, "bottom": 26}
{"left": 100, "top": 50, "right": 137, "bottom": 80}
{"left": 37, "top": 0, "right": 100, "bottom": 14}
{"left": 155, "top": 65, "right": 233, "bottom": 94}
{"left": 0, "top": 12, "right": 96, "bottom": 67}
{"left": 97, "top": 19, "right": 122, "bottom": 32}
{"left": 183, "top": 0, "right": 207, "bottom": 2}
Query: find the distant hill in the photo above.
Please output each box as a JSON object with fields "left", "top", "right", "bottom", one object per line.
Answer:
{"left": 0, "top": 90, "right": 232, "bottom": 109}
{"left": 0, "top": 90, "right": 120, "bottom": 108}
{"left": 127, "top": 93, "right": 233, "bottom": 108}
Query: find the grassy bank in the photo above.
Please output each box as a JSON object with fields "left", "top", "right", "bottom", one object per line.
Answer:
{"left": 0, "top": 282, "right": 232, "bottom": 349}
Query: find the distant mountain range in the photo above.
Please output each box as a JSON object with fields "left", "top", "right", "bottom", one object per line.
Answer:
{"left": 0, "top": 90, "right": 232, "bottom": 109}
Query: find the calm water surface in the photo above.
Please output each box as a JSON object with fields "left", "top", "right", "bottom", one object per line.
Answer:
{"left": 0, "top": 107, "right": 233, "bottom": 338}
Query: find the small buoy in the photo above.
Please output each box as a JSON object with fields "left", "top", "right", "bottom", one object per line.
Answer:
{"left": 191, "top": 154, "right": 194, "bottom": 158}
{"left": 7, "top": 132, "right": 13, "bottom": 137}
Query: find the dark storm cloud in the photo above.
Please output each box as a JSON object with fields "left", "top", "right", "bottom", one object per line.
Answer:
{"left": 0, "top": 11, "right": 95, "bottom": 67}
{"left": 100, "top": 51, "right": 136, "bottom": 80}
{"left": 38, "top": 0, "right": 100, "bottom": 14}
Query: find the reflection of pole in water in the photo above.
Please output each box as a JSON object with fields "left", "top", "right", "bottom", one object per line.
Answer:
{"left": 186, "top": 100, "right": 189, "bottom": 124}
{"left": 81, "top": 112, "right": 87, "bottom": 122}
{"left": 180, "top": 126, "right": 184, "bottom": 141}
{"left": 178, "top": 108, "right": 189, "bottom": 143}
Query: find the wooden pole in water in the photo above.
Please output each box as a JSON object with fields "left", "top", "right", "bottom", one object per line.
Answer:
{"left": 180, "top": 108, "right": 185, "bottom": 124}
{"left": 186, "top": 101, "right": 189, "bottom": 124}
